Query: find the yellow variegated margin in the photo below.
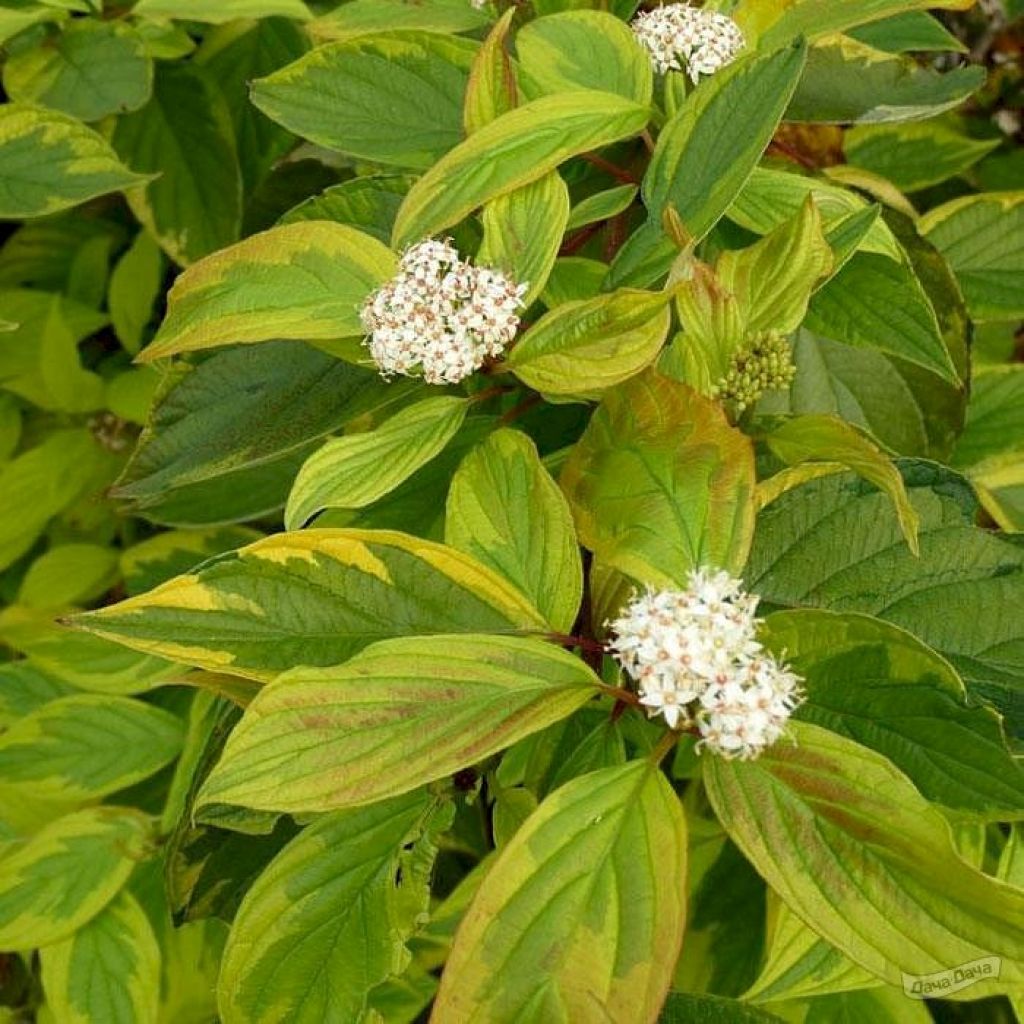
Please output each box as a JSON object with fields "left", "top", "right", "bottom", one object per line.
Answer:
{"left": 71, "top": 529, "right": 548, "bottom": 680}
{"left": 141, "top": 221, "right": 397, "bottom": 361}
{"left": 0, "top": 807, "right": 153, "bottom": 950}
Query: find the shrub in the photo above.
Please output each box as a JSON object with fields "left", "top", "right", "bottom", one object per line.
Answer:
{"left": 0, "top": 1, "right": 1022, "bottom": 1021}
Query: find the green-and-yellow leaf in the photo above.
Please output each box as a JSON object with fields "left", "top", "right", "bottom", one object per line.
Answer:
{"left": 759, "top": 414, "right": 919, "bottom": 552}
{"left": 0, "top": 807, "right": 153, "bottom": 950}
{"left": 919, "top": 192, "right": 1024, "bottom": 321}
{"left": 141, "top": 221, "right": 395, "bottom": 361}
{"left": 478, "top": 172, "right": 569, "bottom": 308}
{"left": 508, "top": 288, "right": 672, "bottom": 398}
{"left": 72, "top": 529, "right": 546, "bottom": 680}
{"left": 40, "top": 891, "right": 161, "bottom": 1024}
{"left": 0, "top": 104, "right": 148, "bottom": 219}
{"left": 433, "top": 761, "right": 687, "bottom": 1023}
{"left": 252, "top": 32, "right": 478, "bottom": 170}
{"left": 392, "top": 90, "right": 649, "bottom": 247}
{"left": 0, "top": 694, "right": 184, "bottom": 801}
{"left": 704, "top": 721, "right": 1024, "bottom": 994}
{"left": 197, "top": 635, "right": 599, "bottom": 814}
{"left": 285, "top": 397, "right": 469, "bottom": 530}
{"left": 765, "top": 610, "right": 1024, "bottom": 819}
{"left": 446, "top": 429, "right": 583, "bottom": 632}
{"left": 516, "top": 10, "right": 652, "bottom": 105}
{"left": 561, "top": 370, "right": 756, "bottom": 587}
{"left": 218, "top": 791, "right": 446, "bottom": 1023}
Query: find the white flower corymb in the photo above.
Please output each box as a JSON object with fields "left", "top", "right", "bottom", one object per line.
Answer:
{"left": 606, "top": 568, "right": 803, "bottom": 759}
{"left": 631, "top": 3, "right": 745, "bottom": 82}
{"left": 361, "top": 239, "right": 527, "bottom": 385}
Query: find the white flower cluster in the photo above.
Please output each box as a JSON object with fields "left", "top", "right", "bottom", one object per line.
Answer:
{"left": 607, "top": 569, "right": 803, "bottom": 759}
{"left": 360, "top": 239, "right": 527, "bottom": 385}
{"left": 631, "top": 3, "right": 745, "bottom": 82}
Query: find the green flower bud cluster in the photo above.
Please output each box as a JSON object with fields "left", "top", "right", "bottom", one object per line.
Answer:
{"left": 712, "top": 331, "right": 796, "bottom": 412}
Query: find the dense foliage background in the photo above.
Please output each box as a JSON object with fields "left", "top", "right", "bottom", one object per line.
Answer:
{"left": 0, "top": 0, "right": 1022, "bottom": 1021}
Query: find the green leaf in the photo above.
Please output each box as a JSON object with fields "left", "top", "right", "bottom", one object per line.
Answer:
{"left": 704, "top": 721, "right": 1024, "bottom": 992}
{"left": 786, "top": 37, "right": 986, "bottom": 124}
{"left": 3, "top": 20, "right": 152, "bottom": 122}
{"left": 509, "top": 288, "right": 672, "bottom": 398}
{"left": 659, "top": 993, "right": 785, "bottom": 1023}
{"left": 0, "top": 806, "right": 153, "bottom": 949}
{"left": 760, "top": 414, "right": 919, "bottom": 553}
{"left": 279, "top": 174, "right": 411, "bottom": 242}
{"left": 108, "top": 231, "right": 163, "bottom": 355}
{"left": 771, "top": 332, "right": 964, "bottom": 464}
{"left": 919, "top": 191, "right": 1024, "bottom": 321}
{"left": 561, "top": 370, "right": 757, "bottom": 587}
{"left": 318, "top": 415, "right": 498, "bottom": 541}
{"left": 726, "top": 167, "right": 900, "bottom": 260}
{"left": 805, "top": 248, "right": 958, "bottom": 383}
{"left": 285, "top": 396, "right": 470, "bottom": 530}
{"left": 478, "top": 171, "right": 570, "bottom": 307}
{"left": 196, "top": 17, "right": 309, "bottom": 195}
{"left": 218, "top": 792, "right": 445, "bottom": 1024}
{"left": 542, "top": 256, "right": 609, "bottom": 307}
{"left": 847, "top": 11, "right": 967, "bottom": 53}
{"left": 434, "top": 761, "right": 687, "bottom": 1023}
{"left": 72, "top": 529, "right": 547, "bottom": 680}
{"left": 112, "top": 63, "right": 241, "bottom": 266}
{"left": 0, "top": 212, "right": 126, "bottom": 293}
{"left": 747, "top": 462, "right": 1024, "bottom": 742}
{"left": 608, "top": 42, "right": 807, "bottom": 288}
{"left": 802, "top": 988, "right": 933, "bottom": 1023}
{"left": 757, "top": 0, "right": 975, "bottom": 47}
{"left": 40, "top": 890, "right": 160, "bottom": 1024}
{"left": 199, "top": 635, "right": 599, "bottom": 813}
{"left": 392, "top": 90, "right": 650, "bottom": 247}
{"left": 845, "top": 121, "right": 1000, "bottom": 192}
{"left": 0, "top": 694, "right": 184, "bottom": 801}
{"left": 252, "top": 32, "right": 477, "bottom": 170}
{"left": 19, "top": 543, "right": 118, "bottom": 608}
{"left": 0, "top": 429, "right": 113, "bottom": 573}
{"left": 765, "top": 609, "right": 1024, "bottom": 819}
{"left": 516, "top": 10, "right": 652, "bottom": 105}
{"left": 0, "top": 103, "right": 148, "bottom": 219}
{"left": 309, "top": 0, "right": 491, "bottom": 42}
{"left": 116, "top": 343, "right": 403, "bottom": 526}
{"left": 446, "top": 428, "right": 583, "bottom": 632}
{"left": 131, "top": 0, "right": 312, "bottom": 22}
{"left": 0, "top": 662, "right": 74, "bottom": 729}
{"left": 566, "top": 183, "right": 638, "bottom": 230}
{"left": 141, "top": 221, "right": 394, "bottom": 361}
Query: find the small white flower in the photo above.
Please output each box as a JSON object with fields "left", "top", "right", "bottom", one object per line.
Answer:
{"left": 696, "top": 656, "right": 803, "bottom": 760}
{"left": 606, "top": 568, "right": 803, "bottom": 757}
{"left": 631, "top": 3, "right": 745, "bottom": 82}
{"left": 361, "top": 239, "right": 527, "bottom": 385}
